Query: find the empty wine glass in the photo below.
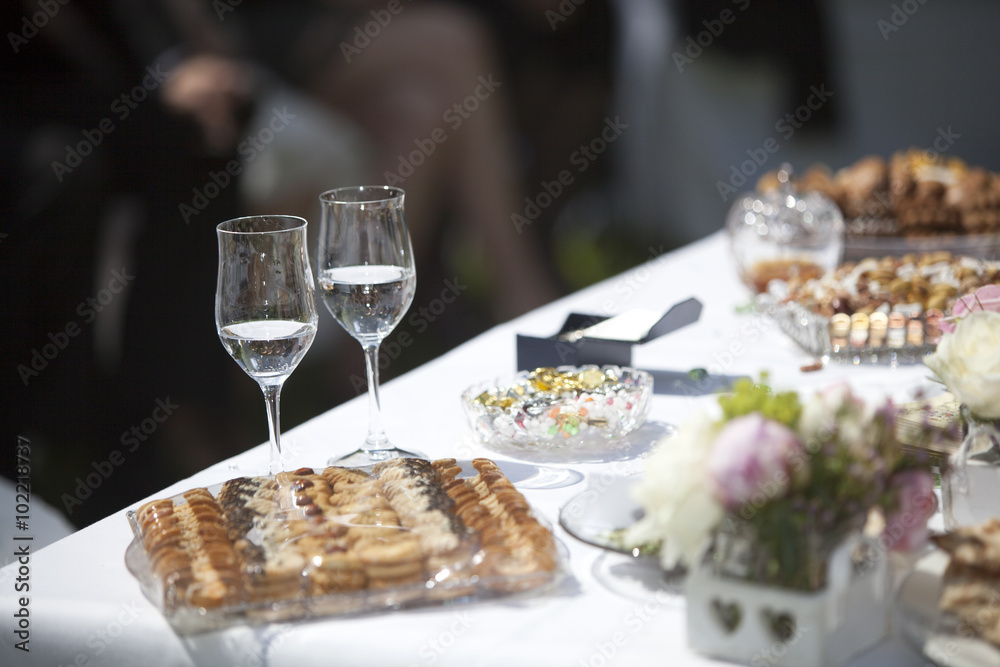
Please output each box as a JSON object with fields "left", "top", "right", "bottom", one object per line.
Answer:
{"left": 317, "top": 186, "right": 422, "bottom": 465}
{"left": 216, "top": 215, "right": 317, "bottom": 475}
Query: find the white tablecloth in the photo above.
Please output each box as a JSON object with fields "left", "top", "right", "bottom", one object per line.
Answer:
{"left": 1, "top": 232, "right": 934, "bottom": 666}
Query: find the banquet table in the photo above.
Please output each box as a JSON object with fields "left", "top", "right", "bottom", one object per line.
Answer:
{"left": 2, "top": 231, "right": 939, "bottom": 667}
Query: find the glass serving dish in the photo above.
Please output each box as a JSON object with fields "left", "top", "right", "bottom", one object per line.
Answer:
{"left": 755, "top": 289, "right": 937, "bottom": 365}
{"left": 844, "top": 226, "right": 1000, "bottom": 262}
{"left": 461, "top": 366, "right": 653, "bottom": 458}
{"left": 727, "top": 164, "right": 845, "bottom": 294}
{"left": 124, "top": 458, "right": 564, "bottom": 634}
{"left": 757, "top": 252, "right": 1000, "bottom": 365}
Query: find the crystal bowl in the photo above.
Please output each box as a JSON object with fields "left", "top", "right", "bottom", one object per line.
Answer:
{"left": 461, "top": 365, "right": 653, "bottom": 456}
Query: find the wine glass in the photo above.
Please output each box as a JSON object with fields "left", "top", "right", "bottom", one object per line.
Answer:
{"left": 216, "top": 215, "right": 318, "bottom": 475}
{"left": 317, "top": 186, "right": 422, "bottom": 465}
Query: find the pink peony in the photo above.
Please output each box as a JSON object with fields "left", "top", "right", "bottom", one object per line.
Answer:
{"left": 707, "top": 414, "right": 803, "bottom": 512}
{"left": 941, "top": 284, "right": 1000, "bottom": 334}
{"left": 884, "top": 469, "right": 938, "bottom": 552}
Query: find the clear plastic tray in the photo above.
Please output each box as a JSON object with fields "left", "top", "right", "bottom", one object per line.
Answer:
{"left": 125, "top": 459, "right": 564, "bottom": 634}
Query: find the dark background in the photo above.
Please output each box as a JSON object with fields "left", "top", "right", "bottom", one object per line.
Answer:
{"left": 2, "top": 0, "right": 999, "bottom": 532}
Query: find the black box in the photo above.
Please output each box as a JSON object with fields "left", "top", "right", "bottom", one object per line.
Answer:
{"left": 515, "top": 297, "right": 703, "bottom": 371}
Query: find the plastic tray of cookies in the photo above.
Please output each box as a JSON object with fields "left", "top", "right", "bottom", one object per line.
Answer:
{"left": 124, "top": 458, "right": 564, "bottom": 634}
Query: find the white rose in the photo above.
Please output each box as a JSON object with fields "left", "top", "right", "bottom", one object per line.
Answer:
{"left": 925, "top": 310, "right": 1000, "bottom": 419}
{"left": 799, "top": 383, "right": 874, "bottom": 459}
{"left": 626, "top": 413, "right": 725, "bottom": 570}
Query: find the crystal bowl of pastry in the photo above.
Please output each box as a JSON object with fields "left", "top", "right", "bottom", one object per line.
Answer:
{"left": 726, "top": 164, "right": 845, "bottom": 294}
{"left": 461, "top": 365, "right": 653, "bottom": 458}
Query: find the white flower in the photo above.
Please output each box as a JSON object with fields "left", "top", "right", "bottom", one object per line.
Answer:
{"left": 799, "top": 383, "right": 849, "bottom": 443}
{"left": 625, "top": 413, "right": 725, "bottom": 570}
{"left": 799, "top": 383, "right": 874, "bottom": 459}
{"left": 925, "top": 311, "right": 1000, "bottom": 419}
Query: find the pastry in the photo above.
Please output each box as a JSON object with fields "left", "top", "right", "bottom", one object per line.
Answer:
{"left": 933, "top": 519, "right": 1000, "bottom": 647}
{"left": 132, "top": 458, "right": 557, "bottom": 613}
{"left": 770, "top": 149, "right": 1000, "bottom": 238}
{"left": 835, "top": 155, "right": 890, "bottom": 220}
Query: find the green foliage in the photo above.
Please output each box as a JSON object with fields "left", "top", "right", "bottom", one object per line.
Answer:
{"left": 717, "top": 377, "right": 802, "bottom": 428}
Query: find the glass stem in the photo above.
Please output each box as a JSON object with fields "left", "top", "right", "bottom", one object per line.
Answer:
{"left": 261, "top": 382, "right": 283, "bottom": 476}
{"left": 362, "top": 342, "right": 390, "bottom": 454}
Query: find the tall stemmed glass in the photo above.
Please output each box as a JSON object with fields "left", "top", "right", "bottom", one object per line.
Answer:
{"left": 317, "top": 186, "right": 420, "bottom": 465}
{"left": 216, "top": 215, "right": 317, "bottom": 475}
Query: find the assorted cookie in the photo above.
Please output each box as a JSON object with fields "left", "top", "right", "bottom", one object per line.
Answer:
{"left": 758, "top": 149, "right": 1000, "bottom": 237}
{"left": 933, "top": 519, "right": 1000, "bottom": 648}
{"left": 133, "top": 458, "right": 558, "bottom": 614}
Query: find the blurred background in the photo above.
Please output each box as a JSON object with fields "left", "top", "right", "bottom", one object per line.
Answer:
{"left": 2, "top": 0, "right": 999, "bottom": 536}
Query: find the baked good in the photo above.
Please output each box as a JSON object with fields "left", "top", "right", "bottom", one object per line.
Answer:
{"left": 132, "top": 459, "right": 558, "bottom": 614}
{"left": 932, "top": 519, "right": 1000, "bottom": 647}
{"left": 950, "top": 168, "right": 1000, "bottom": 233}
{"left": 835, "top": 155, "right": 890, "bottom": 220}
{"left": 781, "top": 252, "right": 1000, "bottom": 318}
{"left": 890, "top": 150, "right": 964, "bottom": 235}
{"left": 769, "top": 149, "right": 1000, "bottom": 238}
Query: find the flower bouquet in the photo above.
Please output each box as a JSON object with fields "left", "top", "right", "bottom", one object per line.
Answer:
{"left": 625, "top": 378, "right": 936, "bottom": 666}
{"left": 925, "top": 285, "right": 1000, "bottom": 528}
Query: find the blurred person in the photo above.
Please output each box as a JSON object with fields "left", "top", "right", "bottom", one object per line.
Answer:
{"left": 0, "top": 0, "right": 256, "bottom": 526}
{"left": 224, "top": 0, "right": 566, "bottom": 321}
{"left": 1, "top": 0, "right": 578, "bottom": 526}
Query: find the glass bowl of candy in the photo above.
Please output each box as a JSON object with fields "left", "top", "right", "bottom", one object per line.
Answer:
{"left": 461, "top": 365, "right": 653, "bottom": 458}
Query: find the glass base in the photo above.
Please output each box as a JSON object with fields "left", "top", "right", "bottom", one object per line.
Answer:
{"left": 328, "top": 447, "right": 427, "bottom": 468}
